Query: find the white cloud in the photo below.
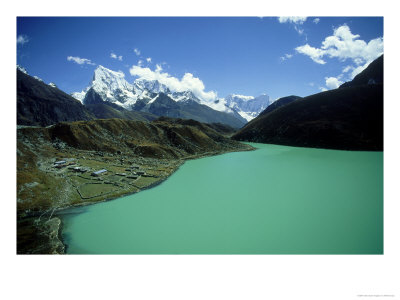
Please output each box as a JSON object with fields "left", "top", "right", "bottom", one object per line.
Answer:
{"left": 296, "top": 24, "right": 383, "bottom": 66}
{"left": 67, "top": 56, "right": 96, "bottom": 65}
{"left": 342, "top": 65, "right": 353, "bottom": 73}
{"left": 110, "top": 52, "right": 123, "bottom": 61}
{"left": 146, "top": 57, "right": 152, "bottom": 63}
{"left": 17, "top": 34, "right": 29, "bottom": 45}
{"left": 278, "top": 17, "right": 307, "bottom": 35}
{"left": 319, "top": 87, "right": 328, "bottom": 92}
{"left": 325, "top": 76, "right": 343, "bottom": 89}
{"left": 304, "top": 25, "right": 383, "bottom": 91}
{"left": 350, "top": 60, "right": 371, "bottom": 79}
{"left": 278, "top": 17, "right": 307, "bottom": 24}
{"left": 129, "top": 64, "right": 217, "bottom": 102}
{"left": 342, "top": 61, "right": 372, "bottom": 80}
{"left": 322, "top": 54, "right": 378, "bottom": 91}
{"left": 280, "top": 53, "right": 293, "bottom": 61}
{"left": 294, "top": 25, "right": 304, "bottom": 35}
{"left": 134, "top": 48, "right": 141, "bottom": 56}
{"left": 138, "top": 60, "right": 144, "bottom": 67}
{"left": 295, "top": 44, "right": 326, "bottom": 64}
{"left": 155, "top": 64, "right": 163, "bottom": 72}
{"left": 313, "top": 18, "right": 320, "bottom": 24}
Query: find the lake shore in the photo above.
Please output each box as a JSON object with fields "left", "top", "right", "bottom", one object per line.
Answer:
{"left": 17, "top": 144, "right": 255, "bottom": 254}
{"left": 61, "top": 143, "right": 383, "bottom": 254}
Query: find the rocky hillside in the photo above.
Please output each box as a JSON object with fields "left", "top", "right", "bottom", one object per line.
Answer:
{"left": 232, "top": 56, "right": 383, "bottom": 151}
{"left": 18, "top": 117, "right": 252, "bottom": 212}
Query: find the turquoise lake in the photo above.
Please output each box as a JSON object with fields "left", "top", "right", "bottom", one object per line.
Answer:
{"left": 60, "top": 143, "right": 383, "bottom": 254}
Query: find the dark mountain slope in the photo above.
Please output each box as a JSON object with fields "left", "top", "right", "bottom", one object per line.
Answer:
{"left": 155, "top": 117, "right": 237, "bottom": 137}
{"left": 258, "top": 95, "right": 302, "bottom": 117}
{"left": 133, "top": 93, "right": 247, "bottom": 128}
{"left": 17, "top": 70, "right": 93, "bottom": 126}
{"left": 85, "top": 101, "right": 157, "bottom": 122}
{"left": 206, "top": 122, "right": 237, "bottom": 136}
{"left": 340, "top": 55, "right": 383, "bottom": 88}
{"left": 232, "top": 56, "right": 383, "bottom": 151}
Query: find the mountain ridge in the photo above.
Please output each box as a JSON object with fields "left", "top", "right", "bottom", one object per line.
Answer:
{"left": 72, "top": 65, "right": 270, "bottom": 125}
{"left": 232, "top": 56, "right": 384, "bottom": 151}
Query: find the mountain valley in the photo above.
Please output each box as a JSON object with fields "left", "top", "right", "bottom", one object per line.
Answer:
{"left": 16, "top": 52, "right": 384, "bottom": 254}
{"left": 17, "top": 117, "right": 253, "bottom": 253}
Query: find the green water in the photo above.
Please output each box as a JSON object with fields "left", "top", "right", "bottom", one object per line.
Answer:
{"left": 61, "top": 143, "right": 383, "bottom": 254}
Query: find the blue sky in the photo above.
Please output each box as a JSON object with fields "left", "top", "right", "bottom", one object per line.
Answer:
{"left": 17, "top": 17, "right": 383, "bottom": 101}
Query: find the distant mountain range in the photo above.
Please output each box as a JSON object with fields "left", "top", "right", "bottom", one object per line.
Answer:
{"left": 71, "top": 65, "right": 271, "bottom": 127}
{"left": 17, "top": 65, "right": 271, "bottom": 128}
{"left": 232, "top": 55, "right": 384, "bottom": 151}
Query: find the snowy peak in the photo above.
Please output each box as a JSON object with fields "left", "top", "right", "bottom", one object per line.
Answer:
{"left": 70, "top": 65, "right": 271, "bottom": 122}
{"left": 73, "top": 66, "right": 174, "bottom": 108}
{"left": 225, "top": 94, "right": 255, "bottom": 104}
{"left": 73, "top": 65, "right": 137, "bottom": 107}
{"left": 91, "top": 65, "right": 133, "bottom": 95}
{"left": 133, "top": 78, "right": 170, "bottom": 94}
{"left": 71, "top": 91, "right": 86, "bottom": 103}
{"left": 170, "top": 90, "right": 201, "bottom": 103}
{"left": 224, "top": 93, "right": 271, "bottom": 121}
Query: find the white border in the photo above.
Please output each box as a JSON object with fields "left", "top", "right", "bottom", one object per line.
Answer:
{"left": 2, "top": 1, "right": 399, "bottom": 299}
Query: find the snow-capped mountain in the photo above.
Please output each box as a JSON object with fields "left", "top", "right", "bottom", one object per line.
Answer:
{"left": 223, "top": 94, "right": 271, "bottom": 122}
{"left": 134, "top": 78, "right": 171, "bottom": 94}
{"left": 72, "top": 65, "right": 270, "bottom": 125}
{"left": 72, "top": 65, "right": 138, "bottom": 107}
{"left": 73, "top": 65, "right": 201, "bottom": 107}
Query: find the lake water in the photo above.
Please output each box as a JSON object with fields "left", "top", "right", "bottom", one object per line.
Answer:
{"left": 61, "top": 143, "right": 383, "bottom": 254}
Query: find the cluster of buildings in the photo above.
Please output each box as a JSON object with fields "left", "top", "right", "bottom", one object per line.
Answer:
{"left": 53, "top": 158, "right": 153, "bottom": 180}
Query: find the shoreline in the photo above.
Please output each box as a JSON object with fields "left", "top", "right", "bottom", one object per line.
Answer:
{"left": 20, "top": 145, "right": 255, "bottom": 254}
{"left": 58, "top": 159, "right": 184, "bottom": 254}
{"left": 54, "top": 146, "right": 254, "bottom": 214}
